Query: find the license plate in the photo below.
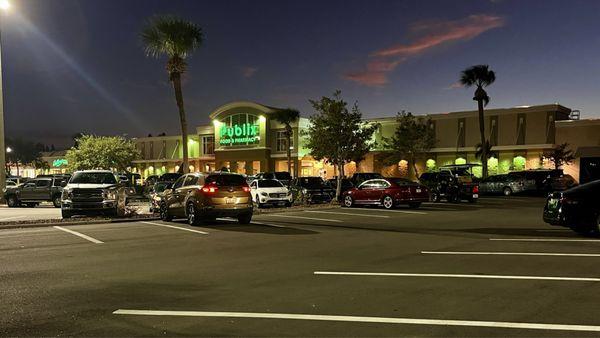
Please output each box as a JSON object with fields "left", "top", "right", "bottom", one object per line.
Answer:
{"left": 548, "top": 198, "right": 558, "bottom": 210}
{"left": 416, "top": 189, "right": 422, "bottom": 193}
{"left": 226, "top": 197, "right": 236, "bottom": 204}
{"left": 472, "top": 194, "right": 479, "bottom": 198}
{"left": 277, "top": 201, "right": 286, "bottom": 206}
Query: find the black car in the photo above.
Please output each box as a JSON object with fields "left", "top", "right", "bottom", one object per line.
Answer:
{"left": 543, "top": 180, "right": 600, "bottom": 235}
{"left": 350, "top": 172, "right": 383, "bottom": 186}
{"left": 289, "top": 177, "right": 334, "bottom": 204}
{"left": 327, "top": 178, "right": 354, "bottom": 200}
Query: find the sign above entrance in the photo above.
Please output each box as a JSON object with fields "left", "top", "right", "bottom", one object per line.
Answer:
{"left": 218, "top": 113, "right": 261, "bottom": 146}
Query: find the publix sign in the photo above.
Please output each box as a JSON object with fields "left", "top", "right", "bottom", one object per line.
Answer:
{"left": 219, "top": 121, "right": 260, "bottom": 146}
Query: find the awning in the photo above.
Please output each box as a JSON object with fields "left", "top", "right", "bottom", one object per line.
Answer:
{"left": 576, "top": 146, "right": 600, "bottom": 158}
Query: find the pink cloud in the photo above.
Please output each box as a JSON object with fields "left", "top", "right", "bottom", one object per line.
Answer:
{"left": 242, "top": 67, "right": 258, "bottom": 78}
{"left": 445, "top": 81, "right": 463, "bottom": 90}
{"left": 344, "top": 14, "right": 505, "bottom": 87}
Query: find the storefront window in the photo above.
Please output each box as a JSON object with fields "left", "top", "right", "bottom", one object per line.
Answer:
{"left": 455, "top": 157, "right": 466, "bottom": 165}
{"left": 276, "top": 131, "right": 293, "bottom": 152}
{"left": 202, "top": 136, "right": 214, "bottom": 155}
{"left": 513, "top": 156, "right": 526, "bottom": 171}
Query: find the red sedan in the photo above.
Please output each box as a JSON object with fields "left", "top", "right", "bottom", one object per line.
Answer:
{"left": 342, "top": 178, "right": 429, "bottom": 209}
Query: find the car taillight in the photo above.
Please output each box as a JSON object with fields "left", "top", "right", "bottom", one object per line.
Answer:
{"left": 202, "top": 183, "right": 218, "bottom": 193}
{"left": 242, "top": 186, "right": 250, "bottom": 192}
{"left": 472, "top": 185, "right": 479, "bottom": 194}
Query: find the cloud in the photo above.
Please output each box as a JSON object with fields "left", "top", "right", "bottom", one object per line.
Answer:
{"left": 343, "top": 14, "right": 505, "bottom": 87}
{"left": 242, "top": 67, "right": 258, "bottom": 78}
{"left": 444, "top": 81, "right": 463, "bottom": 90}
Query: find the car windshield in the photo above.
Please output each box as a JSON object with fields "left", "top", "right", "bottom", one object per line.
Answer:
{"left": 206, "top": 174, "right": 246, "bottom": 186}
{"left": 259, "top": 179, "right": 284, "bottom": 188}
{"left": 160, "top": 173, "right": 181, "bottom": 181}
{"left": 70, "top": 172, "right": 117, "bottom": 184}
{"left": 153, "top": 182, "right": 170, "bottom": 193}
{"left": 298, "top": 177, "right": 325, "bottom": 188}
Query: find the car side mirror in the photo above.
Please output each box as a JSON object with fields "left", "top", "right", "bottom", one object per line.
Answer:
{"left": 60, "top": 181, "right": 67, "bottom": 187}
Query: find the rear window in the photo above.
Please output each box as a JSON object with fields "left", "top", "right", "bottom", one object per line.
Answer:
{"left": 258, "top": 179, "right": 284, "bottom": 188}
{"left": 206, "top": 174, "right": 246, "bottom": 186}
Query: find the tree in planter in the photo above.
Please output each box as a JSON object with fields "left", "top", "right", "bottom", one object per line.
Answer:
{"left": 272, "top": 108, "right": 300, "bottom": 176}
{"left": 304, "top": 90, "right": 378, "bottom": 200}
{"left": 66, "top": 135, "right": 140, "bottom": 172}
{"left": 541, "top": 143, "right": 575, "bottom": 170}
{"left": 382, "top": 111, "right": 436, "bottom": 179}
{"left": 460, "top": 64, "right": 496, "bottom": 178}
{"left": 141, "top": 15, "right": 203, "bottom": 174}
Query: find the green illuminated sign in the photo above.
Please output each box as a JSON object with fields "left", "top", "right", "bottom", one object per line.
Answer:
{"left": 219, "top": 122, "right": 259, "bottom": 146}
{"left": 52, "top": 159, "right": 68, "bottom": 167}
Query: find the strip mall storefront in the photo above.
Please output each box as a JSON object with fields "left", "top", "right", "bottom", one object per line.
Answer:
{"left": 132, "top": 101, "right": 600, "bottom": 183}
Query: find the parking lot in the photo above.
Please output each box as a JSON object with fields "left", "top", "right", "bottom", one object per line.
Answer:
{"left": 3, "top": 196, "right": 600, "bottom": 336}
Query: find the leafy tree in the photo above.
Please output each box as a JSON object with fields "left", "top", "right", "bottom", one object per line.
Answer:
{"left": 272, "top": 108, "right": 300, "bottom": 176}
{"left": 383, "top": 111, "right": 436, "bottom": 179}
{"left": 460, "top": 64, "right": 496, "bottom": 178}
{"left": 66, "top": 135, "right": 140, "bottom": 172}
{"left": 541, "top": 143, "right": 575, "bottom": 170}
{"left": 141, "top": 15, "right": 203, "bottom": 174}
{"left": 304, "top": 90, "right": 378, "bottom": 199}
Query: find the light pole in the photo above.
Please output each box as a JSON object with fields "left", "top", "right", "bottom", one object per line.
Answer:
{"left": 0, "top": 0, "right": 9, "bottom": 195}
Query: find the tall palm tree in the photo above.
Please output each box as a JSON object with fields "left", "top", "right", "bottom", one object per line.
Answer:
{"left": 141, "top": 16, "right": 203, "bottom": 174}
{"left": 272, "top": 108, "right": 300, "bottom": 176}
{"left": 460, "top": 64, "right": 496, "bottom": 178}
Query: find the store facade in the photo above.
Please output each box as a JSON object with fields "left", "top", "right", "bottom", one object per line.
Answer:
{"left": 131, "top": 101, "right": 600, "bottom": 182}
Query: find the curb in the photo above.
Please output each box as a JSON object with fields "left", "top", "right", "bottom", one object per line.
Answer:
{"left": 0, "top": 216, "right": 161, "bottom": 230}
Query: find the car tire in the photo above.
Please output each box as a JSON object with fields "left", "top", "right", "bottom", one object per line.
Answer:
{"left": 343, "top": 195, "right": 354, "bottom": 208}
{"left": 6, "top": 195, "right": 19, "bottom": 208}
{"left": 503, "top": 187, "right": 513, "bottom": 196}
{"left": 430, "top": 191, "right": 440, "bottom": 203}
{"left": 186, "top": 202, "right": 200, "bottom": 226}
{"left": 408, "top": 202, "right": 421, "bottom": 209}
{"left": 61, "top": 209, "right": 72, "bottom": 219}
{"left": 382, "top": 195, "right": 394, "bottom": 209}
{"left": 52, "top": 195, "right": 62, "bottom": 208}
{"left": 160, "top": 203, "right": 172, "bottom": 222}
{"left": 255, "top": 195, "right": 263, "bottom": 209}
{"left": 238, "top": 212, "right": 252, "bottom": 224}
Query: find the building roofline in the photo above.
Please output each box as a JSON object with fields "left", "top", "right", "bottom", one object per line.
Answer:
{"left": 209, "top": 101, "right": 283, "bottom": 120}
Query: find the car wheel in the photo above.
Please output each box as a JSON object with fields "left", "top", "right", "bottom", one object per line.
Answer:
{"left": 52, "top": 195, "right": 62, "bottom": 208}
{"left": 408, "top": 202, "right": 421, "bottom": 209}
{"left": 6, "top": 195, "right": 19, "bottom": 208}
{"left": 343, "top": 195, "right": 354, "bottom": 208}
{"left": 503, "top": 187, "right": 513, "bottom": 196}
{"left": 238, "top": 212, "right": 252, "bottom": 224}
{"left": 382, "top": 195, "right": 394, "bottom": 209}
{"left": 61, "top": 209, "right": 72, "bottom": 219}
{"left": 160, "top": 203, "right": 172, "bottom": 222}
{"left": 255, "top": 195, "right": 263, "bottom": 209}
{"left": 430, "top": 191, "right": 440, "bottom": 203}
{"left": 186, "top": 202, "right": 200, "bottom": 226}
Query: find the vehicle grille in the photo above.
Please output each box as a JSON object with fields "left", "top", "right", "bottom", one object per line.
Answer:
{"left": 269, "top": 193, "right": 287, "bottom": 198}
{"left": 71, "top": 188, "right": 103, "bottom": 202}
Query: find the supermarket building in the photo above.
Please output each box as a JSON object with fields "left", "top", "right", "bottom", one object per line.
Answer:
{"left": 130, "top": 101, "right": 600, "bottom": 183}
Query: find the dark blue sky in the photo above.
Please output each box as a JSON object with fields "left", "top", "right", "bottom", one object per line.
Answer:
{"left": 3, "top": 0, "right": 600, "bottom": 147}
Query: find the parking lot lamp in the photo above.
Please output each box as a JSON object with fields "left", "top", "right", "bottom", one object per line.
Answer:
{"left": 0, "top": 0, "right": 9, "bottom": 194}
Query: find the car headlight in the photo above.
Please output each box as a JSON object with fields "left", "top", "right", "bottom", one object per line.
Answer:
{"left": 260, "top": 192, "right": 268, "bottom": 196}
{"left": 62, "top": 188, "right": 72, "bottom": 200}
{"left": 302, "top": 188, "right": 308, "bottom": 194}
{"left": 103, "top": 189, "right": 117, "bottom": 200}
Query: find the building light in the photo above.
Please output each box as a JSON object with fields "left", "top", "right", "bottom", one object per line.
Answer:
{"left": 212, "top": 120, "right": 221, "bottom": 127}
{"left": 259, "top": 115, "right": 266, "bottom": 122}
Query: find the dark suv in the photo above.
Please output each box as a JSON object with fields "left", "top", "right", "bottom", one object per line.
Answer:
{"left": 4, "top": 176, "right": 68, "bottom": 208}
{"left": 160, "top": 172, "right": 253, "bottom": 225}
{"left": 289, "top": 177, "right": 334, "bottom": 204}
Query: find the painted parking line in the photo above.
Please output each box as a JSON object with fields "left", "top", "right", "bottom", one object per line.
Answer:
{"left": 216, "top": 218, "right": 288, "bottom": 228}
{"left": 422, "top": 251, "right": 600, "bottom": 257}
{"left": 53, "top": 226, "right": 104, "bottom": 244}
{"left": 313, "top": 271, "right": 600, "bottom": 282}
{"left": 140, "top": 221, "right": 208, "bottom": 235}
{"left": 490, "top": 238, "right": 600, "bottom": 243}
{"left": 262, "top": 214, "right": 343, "bottom": 223}
{"left": 304, "top": 210, "right": 390, "bottom": 218}
{"left": 113, "top": 309, "right": 600, "bottom": 332}
{"left": 373, "top": 209, "right": 427, "bottom": 215}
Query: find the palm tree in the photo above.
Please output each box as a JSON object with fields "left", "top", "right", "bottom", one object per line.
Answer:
{"left": 460, "top": 64, "right": 496, "bottom": 178}
{"left": 272, "top": 108, "right": 300, "bottom": 176}
{"left": 141, "top": 16, "right": 203, "bottom": 174}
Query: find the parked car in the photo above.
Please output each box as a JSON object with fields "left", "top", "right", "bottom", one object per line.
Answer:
{"left": 543, "top": 179, "right": 600, "bottom": 236}
{"left": 148, "top": 181, "right": 171, "bottom": 213}
{"left": 546, "top": 173, "right": 577, "bottom": 191}
{"left": 342, "top": 178, "right": 429, "bottom": 209}
{"left": 289, "top": 177, "right": 334, "bottom": 204}
{"left": 159, "top": 173, "right": 182, "bottom": 182}
{"left": 61, "top": 170, "right": 128, "bottom": 218}
{"left": 256, "top": 172, "right": 292, "bottom": 186}
{"left": 250, "top": 179, "right": 292, "bottom": 207}
{"left": 349, "top": 172, "right": 384, "bottom": 186}
{"left": 3, "top": 176, "right": 68, "bottom": 208}
{"left": 159, "top": 172, "right": 253, "bottom": 225}
{"left": 420, "top": 165, "right": 479, "bottom": 203}
{"left": 512, "top": 169, "right": 569, "bottom": 194}
{"left": 478, "top": 173, "right": 537, "bottom": 196}
{"left": 327, "top": 178, "right": 354, "bottom": 200}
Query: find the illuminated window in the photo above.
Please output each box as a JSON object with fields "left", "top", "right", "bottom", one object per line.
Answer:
{"left": 455, "top": 157, "right": 467, "bottom": 165}
{"left": 426, "top": 159, "right": 436, "bottom": 172}
{"left": 276, "top": 131, "right": 293, "bottom": 152}
{"left": 202, "top": 136, "right": 214, "bottom": 155}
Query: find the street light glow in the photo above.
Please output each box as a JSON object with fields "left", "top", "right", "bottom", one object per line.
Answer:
{"left": 0, "top": 0, "right": 11, "bottom": 11}
{"left": 5, "top": 146, "right": 11, "bottom": 153}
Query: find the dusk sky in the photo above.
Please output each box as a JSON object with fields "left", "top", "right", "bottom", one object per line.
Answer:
{"left": 3, "top": 0, "right": 600, "bottom": 148}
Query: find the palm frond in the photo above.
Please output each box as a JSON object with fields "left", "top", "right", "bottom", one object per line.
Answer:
{"left": 272, "top": 108, "right": 300, "bottom": 125}
{"left": 141, "top": 15, "right": 203, "bottom": 59}
{"left": 459, "top": 64, "right": 496, "bottom": 88}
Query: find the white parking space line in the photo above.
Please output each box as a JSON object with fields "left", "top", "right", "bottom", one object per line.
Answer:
{"left": 0, "top": 215, "right": 26, "bottom": 221}
{"left": 490, "top": 238, "right": 600, "bottom": 243}
{"left": 422, "top": 251, "right": 600, "bottom": 257}
{"left": 313, "top": 271, "right": 600, "bottom": 282}
{"left": 373, "top": 209, "right": 427, "bottom": 215}
{"left": 140, "top": 221, "right": 208, "bottom": 235}
{"left": 262, "top": 214, "right": 343, "bottom": 223}
{"left": 304, "top": 210, "right": 390, "bottom": 218}
{"left": 53, "top": 226, "right": 104, "bottom": 244}
{"left": 113, "top": 309, "right": 600, "bottom": 332}
{"left": 215, "top": 218, "right": 288, "bottom": 228}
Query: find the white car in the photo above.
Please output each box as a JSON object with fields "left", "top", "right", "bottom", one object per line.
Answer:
{"left": 250, "top": 179, "right": 292, "bottom": 207}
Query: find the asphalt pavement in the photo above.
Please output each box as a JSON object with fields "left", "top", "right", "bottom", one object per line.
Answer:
{"left": 3, "top": 196, "right": 600, "bottom": 337}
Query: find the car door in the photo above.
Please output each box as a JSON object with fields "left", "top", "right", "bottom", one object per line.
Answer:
{"left": 20, "top": 181, "right": 37, "bottom": 200}
{"left": 178, "top": 175, "right": 198, "bottom": 212}
{"left": 34, "top": 179, "right": 52, "bottom": 200}
{"left": 354, "top": 180, "right": 374, "bottom": 203}
{"left": 167, "top": 176, "right": 186, "bottom": 216}
{"left": 369, "top": 179, "right": 390, "bottom": 202}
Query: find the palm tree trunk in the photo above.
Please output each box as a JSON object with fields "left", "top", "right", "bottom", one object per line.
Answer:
{"left": 171, "top": 72, "right": 189, "bottom": 174}
{"left": 477, "top": 98, "right": 488, "bottom": 179}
